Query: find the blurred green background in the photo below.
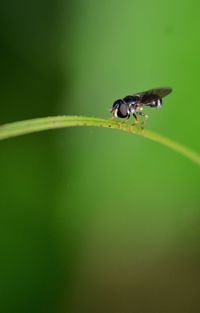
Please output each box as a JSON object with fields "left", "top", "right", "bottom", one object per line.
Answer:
{"left": 0, "top": 0, "right": 200, "bottom": 312}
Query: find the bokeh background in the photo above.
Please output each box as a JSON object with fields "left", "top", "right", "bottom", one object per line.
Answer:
{"left": 0, "top": 0, "right": 200, "bottom": 312}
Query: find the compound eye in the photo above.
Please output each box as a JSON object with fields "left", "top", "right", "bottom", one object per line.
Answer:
{"left": 117, "top": 102, "right": 129, "bottom": 118}
{"left": 112, "top": 99, "right": 123, "bottom": 109}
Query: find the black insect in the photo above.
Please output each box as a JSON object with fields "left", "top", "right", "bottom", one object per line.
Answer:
{"left": 111, "top": 87, "right": 172, "bottom": 128}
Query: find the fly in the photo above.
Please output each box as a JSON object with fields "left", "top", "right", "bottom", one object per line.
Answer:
{"left": 111, "top": 87, "right": 172, "bottom": 128}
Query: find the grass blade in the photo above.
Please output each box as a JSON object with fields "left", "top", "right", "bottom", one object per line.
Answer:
{"left": 0, "top": 115, "right": 199, "bottom": 166}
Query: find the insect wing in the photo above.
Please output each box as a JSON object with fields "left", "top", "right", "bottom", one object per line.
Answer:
{"left": 133, "top": 87, "right": 172, "bottom": 104}
{"left": 145, "top": 87, "right": 172, "bottom": 98}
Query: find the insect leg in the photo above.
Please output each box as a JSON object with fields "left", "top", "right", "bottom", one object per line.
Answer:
{"left": 138, "top": 111, "right": 148, "bottom": 129}
{"left": 133, "top": 113, "right": 138, "bottom": 124}
{"left": 119, "top": 116, "right": 130, "bottom": 131}
{"left": 127, "top": 114, "right": 130, "bottom": 120}
{"left": 128, "top": 113, "right": 138, "bottom": 132}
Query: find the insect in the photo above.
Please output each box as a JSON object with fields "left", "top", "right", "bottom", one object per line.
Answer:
{"left": 110, "top": 87, "right": 172, "bottom": 128}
